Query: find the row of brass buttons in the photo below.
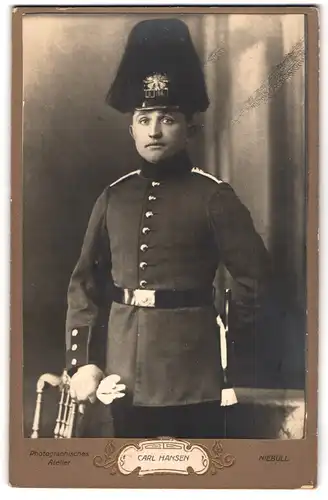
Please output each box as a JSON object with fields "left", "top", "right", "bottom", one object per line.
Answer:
{"left": 71, "top": 328, "right": 79, "bottom": 365}
{"left": 139, "top": 181, "right": 161, "bottom": 288}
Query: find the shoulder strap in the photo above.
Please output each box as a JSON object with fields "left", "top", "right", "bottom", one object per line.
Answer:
{"left": 110, "top": 169, "right": 140, "bottom": 188}
{"left": 191, "top": 167, "right": 223, "bottom": 186}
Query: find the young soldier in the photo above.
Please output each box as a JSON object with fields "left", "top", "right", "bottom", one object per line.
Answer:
{"left": 66, "top": 18, "right": 270, "bottom": 438}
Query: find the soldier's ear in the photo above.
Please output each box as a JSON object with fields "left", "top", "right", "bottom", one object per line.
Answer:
{"left": 187, "top": 123, "right": 199, "bottom": 138}
{"left": 129, "top": 125, "right": 134, "bottom": 139}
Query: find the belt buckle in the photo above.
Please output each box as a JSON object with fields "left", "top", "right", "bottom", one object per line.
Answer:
{"left": 132, "top": 289, "right": 156, "bottom": 307}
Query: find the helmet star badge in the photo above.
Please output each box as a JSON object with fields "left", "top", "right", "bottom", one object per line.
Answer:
{"left": 143, "top": 73, "right": 170, "bottom": 99}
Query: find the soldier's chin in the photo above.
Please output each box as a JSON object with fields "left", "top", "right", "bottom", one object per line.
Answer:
{"left": 141, "top": 148, "right": 168, "bottom": 164}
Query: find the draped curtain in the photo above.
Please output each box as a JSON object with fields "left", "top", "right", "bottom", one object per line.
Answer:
{"left": 195, "top": 14, "right": 306, "bottom": 388}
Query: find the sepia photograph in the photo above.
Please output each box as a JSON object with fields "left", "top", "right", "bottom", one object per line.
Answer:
{"left": 20, "top": 10, "right": 309, "bottom": 443}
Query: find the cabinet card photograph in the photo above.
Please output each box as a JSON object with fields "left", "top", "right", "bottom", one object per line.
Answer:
{"left": 10, "top": 5, "right": 318, "bottom": 489}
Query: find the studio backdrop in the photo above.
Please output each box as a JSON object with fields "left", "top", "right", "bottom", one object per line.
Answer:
{"left": 22, "top": 13, "right": 306, "bottom": 438}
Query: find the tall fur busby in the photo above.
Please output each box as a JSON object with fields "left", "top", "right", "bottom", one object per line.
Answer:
{"left": 106, "top": 18, "right": 209, "bottom": 114}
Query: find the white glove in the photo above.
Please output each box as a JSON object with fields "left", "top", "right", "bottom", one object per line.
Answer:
{"left": 69, "top": 364, "right": 104, "bottom": 403}
{"left": 96, "top": 374, "right": 126, "bottom": 405}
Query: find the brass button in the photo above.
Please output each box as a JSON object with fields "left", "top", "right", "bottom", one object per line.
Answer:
{"left": 71, "top": 344, "right": 78, "bottom": 351}
{"left": 148, "top": 195, "right": 156, "bottom": 201}
{"left": 140, "top": 262, "right": 148, "bottom": 270}
{"left": 72, "top": 329, "right": 78, "bottom": 337}
{"left": 140, "top": 280, "right": 147, "bottom": 288}
{"left": 71, "top": 359, "right": 77, "bottom": 366}
{"left": 142, "top": 227, "right": 150, "bottom": 234}
{"left": 140, "top": 244, "right": 148, "bottom": 252}
{"left": 152, "top": 181, "right": 160, "bottom": 187}
{"left": 145, "top": 211, "right": 153, "bottom": 218}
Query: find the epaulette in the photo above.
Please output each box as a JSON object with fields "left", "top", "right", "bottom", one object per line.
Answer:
{"left": 191, "top": 167, "right": 223, "bottom": 186}
{"left": 110, "top": 169, "right": 141, "bottom": 188}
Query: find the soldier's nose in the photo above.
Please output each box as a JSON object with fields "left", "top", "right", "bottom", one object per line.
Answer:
{"left": 148, "top": 121, "right": 162, "bottom": 139}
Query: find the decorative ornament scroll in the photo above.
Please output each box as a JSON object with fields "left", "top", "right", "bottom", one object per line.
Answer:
{"left": 93, "top": 440, "right": 119, "bottom": 475}
{"left": 209, "top": 441, "right": 236, "bottom": 474}
{"left": 93, "top": 439, "right": 235, "bottom": 476}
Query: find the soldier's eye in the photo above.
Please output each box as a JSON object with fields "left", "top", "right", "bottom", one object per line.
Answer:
{"left": 162, "top": 116, "right": 175, "bottom": 125}
{"left": 138, "top": 117, "right": 149, "bottom": 125}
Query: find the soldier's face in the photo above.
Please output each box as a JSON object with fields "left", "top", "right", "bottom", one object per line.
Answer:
{"left": 130, "top": 109, "right": 192, "bottom": 163}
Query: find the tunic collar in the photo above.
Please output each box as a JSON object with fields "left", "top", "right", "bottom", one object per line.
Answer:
{"left": 139, "top": 149, "right": 193, "bottom": 180}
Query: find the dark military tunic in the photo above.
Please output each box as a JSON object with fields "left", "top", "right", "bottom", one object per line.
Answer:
{"left": 65, "top": 151, "right": 270, "bottom": 407}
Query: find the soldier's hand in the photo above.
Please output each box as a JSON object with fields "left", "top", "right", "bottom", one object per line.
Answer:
{"left": 69, "top": 364, "right": 104, "bottom": 403}
{"left": 96, "top": 374, "right": 126, "bottom": 405}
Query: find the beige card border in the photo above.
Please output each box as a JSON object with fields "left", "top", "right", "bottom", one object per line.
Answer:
{"left": 10, "top": 5, "right": 319, "bottom": 489}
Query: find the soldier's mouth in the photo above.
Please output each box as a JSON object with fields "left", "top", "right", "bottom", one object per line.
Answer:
{"left": 146, "top": 143, "right": 165, "bottom": 149}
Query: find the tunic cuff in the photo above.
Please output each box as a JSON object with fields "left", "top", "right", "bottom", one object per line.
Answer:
{"left": 66, "top": 325, "right": 91, "bottom": 374}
